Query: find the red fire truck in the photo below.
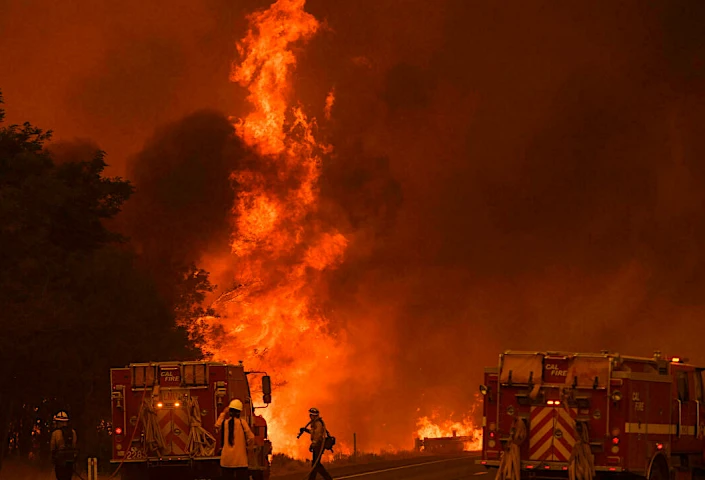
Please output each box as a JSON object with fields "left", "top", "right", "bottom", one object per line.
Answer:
{"left": 478, "top": 351, "right": 705, "bottom": 480}
{"left": 110, "top": 361, "right": 272, "bottom": 480}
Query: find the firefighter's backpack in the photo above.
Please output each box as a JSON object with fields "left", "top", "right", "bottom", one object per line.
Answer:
{"left": 53, "top": 427, "right": 79, "bottom": 466}
{"left": 320, "top": 419, "right": 336, "bottom": 452}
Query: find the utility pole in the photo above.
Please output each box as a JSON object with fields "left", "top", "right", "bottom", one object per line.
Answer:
{"left": 353, "top": 433, "right": 357, "bottom": 461}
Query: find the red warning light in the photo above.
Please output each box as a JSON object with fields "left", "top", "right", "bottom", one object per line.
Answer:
{"left": 115, "top": 427, "right": 123, "bottom": 435}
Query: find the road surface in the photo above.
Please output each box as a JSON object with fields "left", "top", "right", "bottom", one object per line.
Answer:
{"left": 272, "top": 453, "right": 493, "bottom": 480}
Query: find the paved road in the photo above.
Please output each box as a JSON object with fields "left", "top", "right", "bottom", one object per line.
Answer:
{"left": 273, "top": 453, "right": 494, "bottom": 480}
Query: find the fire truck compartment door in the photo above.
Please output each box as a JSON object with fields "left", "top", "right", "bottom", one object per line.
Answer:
{"left": 501, "top": 354, "right": 543, "bottom": 384}
{"left": 157, "top": 391, "right": 191, "bottom": 456}
{"left": 566, "top": 358, "right": 610, "bottom": 389}
{"left": 529, "top": 405, "right": 577, "bottom": 462}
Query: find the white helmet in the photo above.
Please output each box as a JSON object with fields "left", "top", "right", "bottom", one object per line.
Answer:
{"left": 53, "top": 411, "right": 69, "bottom": 422}
{"left": 228, "top": 399, "right": 243, "bottom": 411}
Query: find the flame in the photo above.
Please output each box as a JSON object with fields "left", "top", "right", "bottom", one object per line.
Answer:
{"left": 416, "top": 415, "right": 483, "bottom": 452}
{"left": 230, "top": 0, "right": 319, "bottom": 157}
{"left": 201, "top": 0, "right": 348, "bottom": 458}
{"left": 324, "top": 88, "right": 335, "bottom": 121}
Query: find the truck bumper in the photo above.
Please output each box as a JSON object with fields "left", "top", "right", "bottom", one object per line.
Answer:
{"left": 475, "top": 459, "right": 624, "bottom": 473}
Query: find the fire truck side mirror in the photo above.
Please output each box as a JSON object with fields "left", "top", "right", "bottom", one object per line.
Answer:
{"left": 262, "top": 376, "right": 272, "bottom": 404}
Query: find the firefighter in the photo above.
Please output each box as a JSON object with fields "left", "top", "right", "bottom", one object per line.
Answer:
{"left": 50, "top": 411, "right": 77, "bottom": 480}
{"left": 215, "top": 399, "right": 254, "bottom": 480}
{"left": 299, "top": 407, "right": 333, "bottom": 480}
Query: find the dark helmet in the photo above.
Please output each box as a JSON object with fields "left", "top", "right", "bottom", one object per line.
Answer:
{"left": 309, "top": 407, "right": 320, "bottom": 416}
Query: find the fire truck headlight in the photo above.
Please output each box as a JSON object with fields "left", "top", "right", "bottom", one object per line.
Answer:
{"left": 157, "top": 402, "right": 163, "bottom": 408}
{"left": 480, "top": 385, "right": 489, "bottom": 396}
{"left": 611, "top": 391, "right": 623, "bottom": 402}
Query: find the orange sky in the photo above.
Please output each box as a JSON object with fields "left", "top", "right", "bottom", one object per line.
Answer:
{"left": 4, "top": 0, "right": 705, "bottom": 453}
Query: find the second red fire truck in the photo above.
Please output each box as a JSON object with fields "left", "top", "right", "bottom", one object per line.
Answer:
{"left": 110, "top": 361, "right": 272, "bottom": 480}
{"left": 479, "top": 350, "right": 705, "bottom": 480}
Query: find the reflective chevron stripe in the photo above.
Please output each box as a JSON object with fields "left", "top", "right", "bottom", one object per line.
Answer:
{"left": 158, "top": 411, "right": 171, "bottom": 453}
{"left": 552, "top": 408, "right": 576, "bottom": 461}
{"left": 529, "top": 407, "right": 577, "bottom": 461}
{"left": 171, "top": 409, "right": 190, "bottom": 454}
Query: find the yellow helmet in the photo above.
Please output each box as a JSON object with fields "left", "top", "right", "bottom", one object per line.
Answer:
{"left": 53, "top": 411, "right": 69, "bottom": 422}
{"left": 229, "top": 399, "right": 243, "bottom": 411}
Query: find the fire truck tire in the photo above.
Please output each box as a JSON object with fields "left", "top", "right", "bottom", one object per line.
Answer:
{"left": 648, "top": 456, "right": 669, "bottom": 480}
{"left": 120, "top": 463, "right": 149, "bottom": 480}
{"left": 250, "top": 470, "right": 265, "bottom": 480}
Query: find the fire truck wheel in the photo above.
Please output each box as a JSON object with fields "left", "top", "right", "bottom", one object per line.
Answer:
{"left": 120, "top": 463, "right": 149, "bottom": 480}
{"left": 250, "top": 471, "right": 265, "bottom": 480}
{"left": 648, "top": 457, "right": 669, "bottom": 480}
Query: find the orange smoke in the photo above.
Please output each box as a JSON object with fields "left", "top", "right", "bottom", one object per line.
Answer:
{"left": 202, "top": 0, "right": 348, "bottom": 458}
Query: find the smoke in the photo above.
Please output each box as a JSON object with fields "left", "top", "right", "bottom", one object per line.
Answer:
{"left": 5, "top": 0, "right": 705, "bottom": 453}
{"left": 120, "top": 110, "right": 249, "bottom": 298}
{"left": 297, "top": 0, "right": 705, "bottom": 448}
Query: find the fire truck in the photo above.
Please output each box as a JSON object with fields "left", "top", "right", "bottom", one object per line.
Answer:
{"left": 110, "top": 361, "right": 272, "bottom": 480}
{"left": 478, "top": 351, "right": 705, "bottom": 480}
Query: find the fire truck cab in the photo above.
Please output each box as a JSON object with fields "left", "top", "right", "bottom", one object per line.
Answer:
{"left": 478, "top": 351, "right": 705, "bottom": 480}
{"left": 110, "top": 361, "right": 272, "bottom": 480}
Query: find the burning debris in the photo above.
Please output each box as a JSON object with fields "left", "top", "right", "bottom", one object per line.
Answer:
{"left": 415, "top": 414, "right": 482, "bottom": 453}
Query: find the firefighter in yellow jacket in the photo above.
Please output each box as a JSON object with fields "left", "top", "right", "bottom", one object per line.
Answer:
{"left": 216, "top": 399, "right": 254, "bottom": 480}
{"left": 50, "top": 411, "right": 77, "bottom": 480}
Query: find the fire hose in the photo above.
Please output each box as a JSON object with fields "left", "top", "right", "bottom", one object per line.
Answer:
{"left": 497, "top": 416, "right": 527, "bottom": 480}
{"left": 557, "top": 394, "right": 595, "bottom": 480}
{"left": 568, "top": 421, "right": 595, "bottom": 480}
{"left": 108, "top": 389, "right": 149, "bottom": 478}
{"left": 297, "top": 421, "right": 328, "bottom": 480}
{"left": 186, "top": 396, "right": 216, "bottom": 457}
{"left": 141, "top": 398, "right": 167, "bottom": 456}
